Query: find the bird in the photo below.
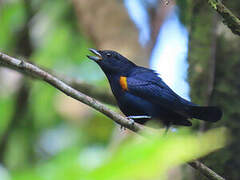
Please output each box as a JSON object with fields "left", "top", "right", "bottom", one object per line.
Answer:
{"left": 87, "top": 48, "right": 222, "bottom": 131}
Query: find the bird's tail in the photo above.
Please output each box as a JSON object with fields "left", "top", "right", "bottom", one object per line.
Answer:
{"left": 188, "top": 106, "right": 222, "bottom": 122}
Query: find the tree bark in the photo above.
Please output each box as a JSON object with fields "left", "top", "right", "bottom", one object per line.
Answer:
{"left": 183, "top": 0, "right": 240, "bottom": 179}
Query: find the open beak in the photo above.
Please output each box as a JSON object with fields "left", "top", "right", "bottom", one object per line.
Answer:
{"left": 87, "top": 48, "right": 102, "bottom": 61}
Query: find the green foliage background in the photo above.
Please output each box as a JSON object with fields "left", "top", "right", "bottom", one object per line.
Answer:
{"left": 0, "top": 0, "right": 235, "bottom": 179}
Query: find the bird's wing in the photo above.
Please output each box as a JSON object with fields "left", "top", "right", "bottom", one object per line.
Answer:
{"left": 127, "top": 67, "right": 194, "bottom": 113}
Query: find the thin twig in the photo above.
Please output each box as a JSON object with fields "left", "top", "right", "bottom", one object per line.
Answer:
{"left": 207, "top": 0, "right": 240, "bottom": 36}
{"left": 0, "top": 52, "right": 225, "bottom": 180}
{"left": 189, "top": 161, "right": 224, "bottom": 180}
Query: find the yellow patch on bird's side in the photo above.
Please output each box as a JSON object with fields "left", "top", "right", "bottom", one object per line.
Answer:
{"left": 119, "top": 76, "right": 128, "bottom": 91}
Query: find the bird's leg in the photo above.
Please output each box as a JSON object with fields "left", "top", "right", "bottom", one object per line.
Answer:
{"left": 127, "top": 115, "right": 151, "bottom": 126}
{"left": 164, "top": 123, "right": 171, "bottom": 135}
{"left": 120, "top": 116, "right": 151, "bottom": 131}
{"left": 127, "top": 115, "right": 152, "bottom": 120}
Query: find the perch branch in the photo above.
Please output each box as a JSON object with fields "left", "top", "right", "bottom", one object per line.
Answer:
{"left": 0, "top": 52, "right": 225, "bottom": 180}
{"left": 63, "top": 77, "right": 116, "bottom": 106}
{"left": 0, "top": 52, "right": 140, "bottom": 132}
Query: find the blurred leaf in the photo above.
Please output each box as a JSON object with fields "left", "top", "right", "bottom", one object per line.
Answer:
{"left": 0, "top": 96, "right": 14, "bottom": 136}
{"left": 82, "top": 111, "right": 115, "bottom": 144}
{"left": 5, "top": 129, "right": 32, "bottom": 169}
{"left": 0, "top": 0, "right": 27, "bottom": 51}
{"left": 30, "top": 81, "right": 60, "bottom": 128}
{"left": 12, "top": 128, "right": 227, "bottom": 180}
{"left": 86, "top": 128, "right": 227, "bottom": 180}
{"left": 177, "top": 0, "right": 193, "bottom": 26}
{"left": 12, "top": 148, "right": 85, "bottom": 180}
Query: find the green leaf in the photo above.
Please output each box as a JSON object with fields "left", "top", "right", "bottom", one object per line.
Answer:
{"left": 11, "top": 128, "right": 227, "bottom": 180}
{"left": 87, "top": 128, "right": 227, "bottom": 180}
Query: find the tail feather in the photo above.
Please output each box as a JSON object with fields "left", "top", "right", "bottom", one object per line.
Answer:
{"left": 188, "top": 106, "right": 222, "bottom": 122}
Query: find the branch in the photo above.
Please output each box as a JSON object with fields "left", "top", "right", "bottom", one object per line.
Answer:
{"left": 207, "top": 0, "right": 240, "bottom": 36}
{"left": 0, "top": 52, "right": 140, "bottom": 132}
{"left": 1, "top": 59, "right": 116, "bottom": 106}
{"left": 63, "top": 77, "right": 116, "bottom": 106}
{"left": 0, "top": 52, "right": 225, "bottom": 180}
{"left": 189, "top": 161, "right": 224, "bottom": 180}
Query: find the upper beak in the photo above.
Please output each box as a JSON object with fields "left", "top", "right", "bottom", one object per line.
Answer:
{"left": 87, "top": 48, "right": 102, "bottom": 61}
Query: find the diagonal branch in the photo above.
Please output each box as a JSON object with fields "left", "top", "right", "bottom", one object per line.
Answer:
{"left": 0, "top": 52, "right": 140, "bottom": 132}
{"left": 207, "top": 0, "right": 240, "bottom": 36}
{"left": 63, "top": 77, "right": 116, "bottom": 106}
{"left": 189, "top": 161, "right": 224, "bottom": 180}
{"left": 0, "top": 52, "right": 225, "bottom": 180}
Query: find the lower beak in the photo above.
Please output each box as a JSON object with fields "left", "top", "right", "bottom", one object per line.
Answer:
{"left": 87, "top": 48, "right": 102, "bottom": 61}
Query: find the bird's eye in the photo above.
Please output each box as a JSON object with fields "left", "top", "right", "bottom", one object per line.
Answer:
{"left": 106, "top": 53, "right": 111, "bottom": 57}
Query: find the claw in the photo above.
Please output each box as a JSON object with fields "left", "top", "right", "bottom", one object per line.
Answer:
{"left": 128, "top": 118, "right": 135, "bottom": 126}
{"left": 120, "top": 117, "right": 135, "bottom": 131}
{"left": 120, "top": 125, "right": 126, "bottom": 131}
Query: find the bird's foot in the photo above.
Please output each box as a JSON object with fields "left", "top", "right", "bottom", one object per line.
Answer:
{"left": 119, "top": 117, "right": 136, "bottom": 131}
{"left": 127, "top": 118, "right": 135, "bottom": 126}
{"left": 120, "top": 118, "right": 134, "bottom": 131}
{"left": 120, "top": 116, "right": 151, "bottom": 131}
{"left": 127, "top": 115, "right": 152, "bottom": 128}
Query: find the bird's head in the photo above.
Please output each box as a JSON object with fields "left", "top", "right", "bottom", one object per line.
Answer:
{"left": 87, "top": 48, "right": 136, "bottom": 75}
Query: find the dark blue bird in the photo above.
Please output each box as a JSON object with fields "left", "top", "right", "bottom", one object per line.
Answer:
{"left": 87, "top": 49, "right": 222, "bottom": 130}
